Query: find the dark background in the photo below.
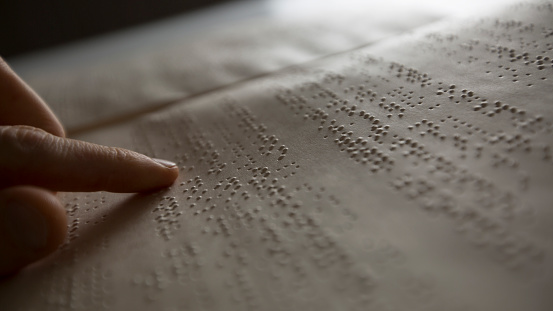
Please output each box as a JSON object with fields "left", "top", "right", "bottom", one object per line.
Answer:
{"left": 1, "top": 0, "right": 230, "bottom": 57}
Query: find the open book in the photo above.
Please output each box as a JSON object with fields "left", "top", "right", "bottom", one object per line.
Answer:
{"left": 2, "top": 1, "right": 552, "bottom": 310}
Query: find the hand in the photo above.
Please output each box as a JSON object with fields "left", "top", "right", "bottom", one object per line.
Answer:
{"left": 0, "top": 58, "right": 179, "bottom": 276}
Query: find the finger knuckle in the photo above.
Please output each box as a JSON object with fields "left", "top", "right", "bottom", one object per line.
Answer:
{"left": 110, "top": 147, "right": 131, "bottom": 163}
{"left": 0, "top": 126, "right": 52, "bottom": 152}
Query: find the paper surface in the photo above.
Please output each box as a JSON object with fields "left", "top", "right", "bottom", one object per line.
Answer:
{"left": 2, "top": 1, "right": 552, "bottom": 310}
{"left": 23, "top": 10, "right": 441, "bottom": 133}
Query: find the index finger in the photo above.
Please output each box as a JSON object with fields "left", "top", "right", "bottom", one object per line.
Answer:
{"left": 0, "top": 126, "right": 179, "bottom": 192}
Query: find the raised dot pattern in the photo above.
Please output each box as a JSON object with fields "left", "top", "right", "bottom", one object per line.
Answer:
{"left": 2, "top": 3, "right": 553, "bottom": 311}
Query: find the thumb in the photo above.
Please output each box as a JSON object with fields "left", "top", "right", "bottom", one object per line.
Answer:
{"left": 0, "top": 186, "right": 67, "bottom": 277}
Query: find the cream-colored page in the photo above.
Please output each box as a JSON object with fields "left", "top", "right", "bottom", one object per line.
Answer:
{"left": 24, "top": 10, "right": 440, "bottom": 133}
{"left": 2, "top": 2, "right": 552, "bottom": 311}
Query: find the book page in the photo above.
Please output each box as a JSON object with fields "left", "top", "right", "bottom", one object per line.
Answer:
{"left": 2, "top": 1, "right": 552, "bottom": 310}
{"left": 23, "top": 10, "right": 441, "bottom": 133}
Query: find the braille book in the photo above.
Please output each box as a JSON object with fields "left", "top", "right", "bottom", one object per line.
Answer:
{"left": 2, "top": 1, "right": 552, "bottom": 310}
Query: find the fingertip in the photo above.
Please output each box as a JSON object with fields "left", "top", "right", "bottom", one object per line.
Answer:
{"left": 151, "top": 158, "right": 177, "bottom": 169}
{"left": 88, "top": 152, "right": 180, "bottom": 193}
{"left": 0, "top": 187, "right": 67, "bottom": 277}
{"left": 148, "top": 158, "right": 180, "bottom": 189}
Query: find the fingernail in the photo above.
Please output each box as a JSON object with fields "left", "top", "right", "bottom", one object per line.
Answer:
{"left": 0, "top": 202, "right": 48, "bottom": 252}
{"left": 152, "top": 158, "right": 177, "bottom": 168}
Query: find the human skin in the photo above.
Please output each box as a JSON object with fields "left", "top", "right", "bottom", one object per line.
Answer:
{"left": 0, "top": 58, "right": 179, "bottom": 276}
